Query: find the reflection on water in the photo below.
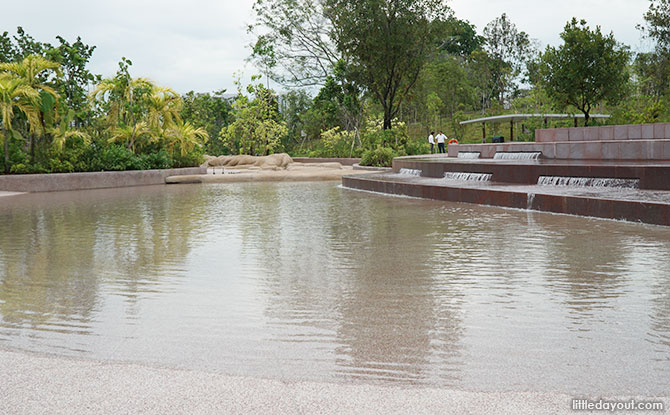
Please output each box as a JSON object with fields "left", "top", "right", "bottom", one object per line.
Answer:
{"left": 1, "top": 182, "right": 670, "bottom": 394}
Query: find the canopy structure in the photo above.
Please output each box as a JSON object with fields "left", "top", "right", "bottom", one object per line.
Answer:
{"left": 459, "top": 113, "right": 611, "bottom": 141}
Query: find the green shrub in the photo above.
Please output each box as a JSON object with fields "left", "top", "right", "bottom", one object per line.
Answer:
{"left": 360, "top": 146, "right": 396, "bottom": 167}
{"left": 92, "top": 145, "right": 149, "bottom": 171}
{"left": 141, "top": 150, "right": 172, "bottom": 169}
{"left": 171, "top": 148, "right": 204, "bottom": 168}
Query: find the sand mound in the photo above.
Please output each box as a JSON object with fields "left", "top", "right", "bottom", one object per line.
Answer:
{"left": 203, "top": 153, "right": 293, "bottom": 170}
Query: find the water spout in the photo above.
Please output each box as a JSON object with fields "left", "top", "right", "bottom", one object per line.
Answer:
{"left": 398, "top": 168, "right": 422, "bottom": 176}
{"left": 458, "top": 152, "right": 481, "bottom": 159}
{"left": 444, "top": 172, "right": 492, "bottom": 182}
{"left": 538, "top": 176, "right": 640, "bottom": 189}
{"left": 494, "top": 152, "right": 542, "bottom": 160}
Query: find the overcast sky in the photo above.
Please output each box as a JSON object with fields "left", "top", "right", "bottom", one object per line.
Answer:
{"left": 1, "top": 0, "right": 652, "bottom": 94}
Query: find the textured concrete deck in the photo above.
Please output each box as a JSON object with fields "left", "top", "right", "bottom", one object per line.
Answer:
{"left": 5, "top": 347, "right": 661, "bottom": 415}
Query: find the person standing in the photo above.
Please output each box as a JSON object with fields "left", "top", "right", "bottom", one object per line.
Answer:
{"left": 428, "top": 131, "right": 435, "bottom": 153}
{"left": 436, "top": 130, "right": 447, "bottom": 153}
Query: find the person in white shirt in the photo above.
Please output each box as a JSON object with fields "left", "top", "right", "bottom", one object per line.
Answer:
{"left": 428, "top": 131, "right": 435, "bottom": 153}
{"left": 436, "top": 131, "right": 447, "bottom": 153}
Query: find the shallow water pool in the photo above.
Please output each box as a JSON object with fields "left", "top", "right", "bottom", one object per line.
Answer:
{"left": 0, "top": 182, "right": 669, "bottom": 395}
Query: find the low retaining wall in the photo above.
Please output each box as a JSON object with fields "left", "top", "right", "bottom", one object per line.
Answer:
{"left": 352, "top": 164, "right": 392, "bottom": 172}
{"left": 292, "top": 157, "right": 360, "bottom": 166}
{"left": 449, "top": 139, "right": 670, "bottom": 160}
{"left": 0, "top": 167, "right": 206, "bottom": 193}
{"left": 535, "top": 123, "right": 670, "bottom": 142}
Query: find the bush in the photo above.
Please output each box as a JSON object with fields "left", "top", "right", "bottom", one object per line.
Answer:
{"left": 92, "top": 145, "right": 149, "bottom": 171}
{"left": 142, "top": 150, "right": 172, "bottom": 169}
{"left": 171, "top": 148, "right": 205, "bottom": 168}
{"left": 360, "top": 146, "right": 396, "bottom": 167}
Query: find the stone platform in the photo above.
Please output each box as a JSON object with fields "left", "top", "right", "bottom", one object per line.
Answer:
{"left": 343, "top": 172, "right": 670, "bottom": 226}
{"left": 393, "top": 157, "right": 670, "bottom": 191}
{"left": 342, "top": 122, "right": 670, "bottom": 226}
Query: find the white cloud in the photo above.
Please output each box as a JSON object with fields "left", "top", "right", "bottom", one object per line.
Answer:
{"left": 449, "top": 0, "right": 651, "bottom": 51}
{"left": 2, "top": 0, "right": 257, "bottom": 93}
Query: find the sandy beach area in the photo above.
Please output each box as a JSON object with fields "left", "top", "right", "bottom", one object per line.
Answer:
{"left": 1, "top": 347, "right": 623, "bottom": 415}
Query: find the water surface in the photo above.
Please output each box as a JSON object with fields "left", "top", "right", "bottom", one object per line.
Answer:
{"left": 1, "top": 182, "right": 669, "bottom": 395}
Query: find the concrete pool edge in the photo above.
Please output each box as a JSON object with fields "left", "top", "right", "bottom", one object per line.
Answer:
{"left": 0, "top": 167, "right": 206, "bottom": 193}
{"left": 2, "top": 348, "right": 666, "bottom": 415}
{"left": 342, "top": 173, "right": 670, "bottom": 226}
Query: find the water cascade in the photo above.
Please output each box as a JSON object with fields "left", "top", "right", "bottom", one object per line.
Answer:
{"left": 457, "top": 152, "right": 481, "bottom": 159}
{"left": 538, "top": 176, "right": 640, "bottom": 189}
{"left": 494, "top": 152, "right": 542, "bottom": 160}
{"left": 398, "top": 168, "right": 422, "bottom": 176}
{"left": 444, "top": 172, "right": 492, "bottom": 182}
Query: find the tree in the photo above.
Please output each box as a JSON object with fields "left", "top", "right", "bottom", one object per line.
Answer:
{"left": 637, "top": 0, "right": 670, "bottom": 98}
{"left": 540, "top": 18, "right": 630, "bottom": 126}
{"left": 432, "top": 17, "right": 483, "bottom": 58}
{"left": 326, "top": 0, "right": 450, "bottom": 130}
{"left": 181, "top": 90, "right": 232, "bottom": 155}
{"left": 46, "top": 36, "right": 98, "bottom": 120}
{"left": 146, "top": 86, "right": 182, "bottom": 132}
{"left": 634, "top": 51, "right": 670, "bottom": 97}
{"left": 165, "top": 120, "right": 209, "bottom": 156}
{"left": 90, "top": 58, "right": 159, "bottom": 152}
{"left": 220, "top": 78, "right": 288, "bottom": 155}
{"left": 249, "top": 0, "right": 340, "bottom": 87}
{"left": 641, "top": 0, "right": 670, "bottom": 53}
{"left": 482, "top": 13, "right": 532, "bottom": 105}
{"left": 0, "top": 74, "right": 40, "bottom": 173}
{"left": 0, "top": 54, "right": 61, "bottom": 160}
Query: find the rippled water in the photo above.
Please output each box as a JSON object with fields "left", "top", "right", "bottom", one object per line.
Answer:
{"left": 1, "top": 182, "right": 670, "bottom": 394}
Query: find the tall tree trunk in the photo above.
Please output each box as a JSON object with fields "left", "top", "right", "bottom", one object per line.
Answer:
{"left": 383, "top": 106, "right": 392, "bottom": 130}
{"left": 3, "top": 128, "right": 9, "bottom": 174}
{"left": 29, "top": 133, "right": 34, "bottom": 164}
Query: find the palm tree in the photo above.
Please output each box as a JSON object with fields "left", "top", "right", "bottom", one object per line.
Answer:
{"left": 90, "top": 76, "right": 154, "bottom": 126}
{"left": 146, "top": 86, "right": 182, "bottom": 132}
{"left": 0, "top": 74, "right": 40, "bottom": 173}
{"left": 91, "top": 77, "right": 159, "bottom": 152}
{"left": 165, "top": 120, "right": 209, "bottom": 156}
{"left": 50, "top": 109, "right": 91, "bottom": 152}
{"left": 108, "top": 121, "right": 152, "bottom": 152}
{"left": 0, "top": 54, "right": 61, "bottom": 159}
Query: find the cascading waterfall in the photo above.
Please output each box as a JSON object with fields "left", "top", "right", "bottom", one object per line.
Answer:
{"left": 457, "top": 152, "right": 481, "bottom": 159}
{"left": 398, "top": 168, "right": 422, "bottom": 176}
{"left": 537, "top": 176, "right": 640, "bottom": 189}
{"left": 494, "top": 152, "right": 542, "bottom": 160}
{"left": 444, "top": 172, "right": 492, "bottom": 182}
{"left": 527, "top": 193, "right": 535, "bottom": 210}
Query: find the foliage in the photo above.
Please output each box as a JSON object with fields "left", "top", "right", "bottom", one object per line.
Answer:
{"left": 220, "top": 77, "right": 288, "bottom": 155}
{"left": 249, "top": 0, "right": 339, "bottom": 87}
{"left": 610, "top": 96, "right": 667, "bottom": 125}
{"left": 633, "top": 52, "right": 670, "bottom": 98}
{"left": 311, "top": 126, "right": 358, "bottom": 157}
{"left": 641, "top": 0, "right": 670, "bottom": 53}
{"left": 326, "top": 0, "right": 450, "bottom": 129}
{"left": 432, "top": 17, "right": 484, "bottom": 57}
{"left": 482, "top": 13, "right": 534, "bottom": 105}
{"left": 360, "top": 146, "right": 396, "bottom": 167}
{"left": 0, "top": 73, "right": 41, "bottom": 172}
{"left": 540, "top": 18, "right": 630, "bottom": 125}
{"left": 181, "top": 89, "right": 231, "bottom": 154}
{"left": 46, "top": 35, "right": 98, "bottom": 121}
